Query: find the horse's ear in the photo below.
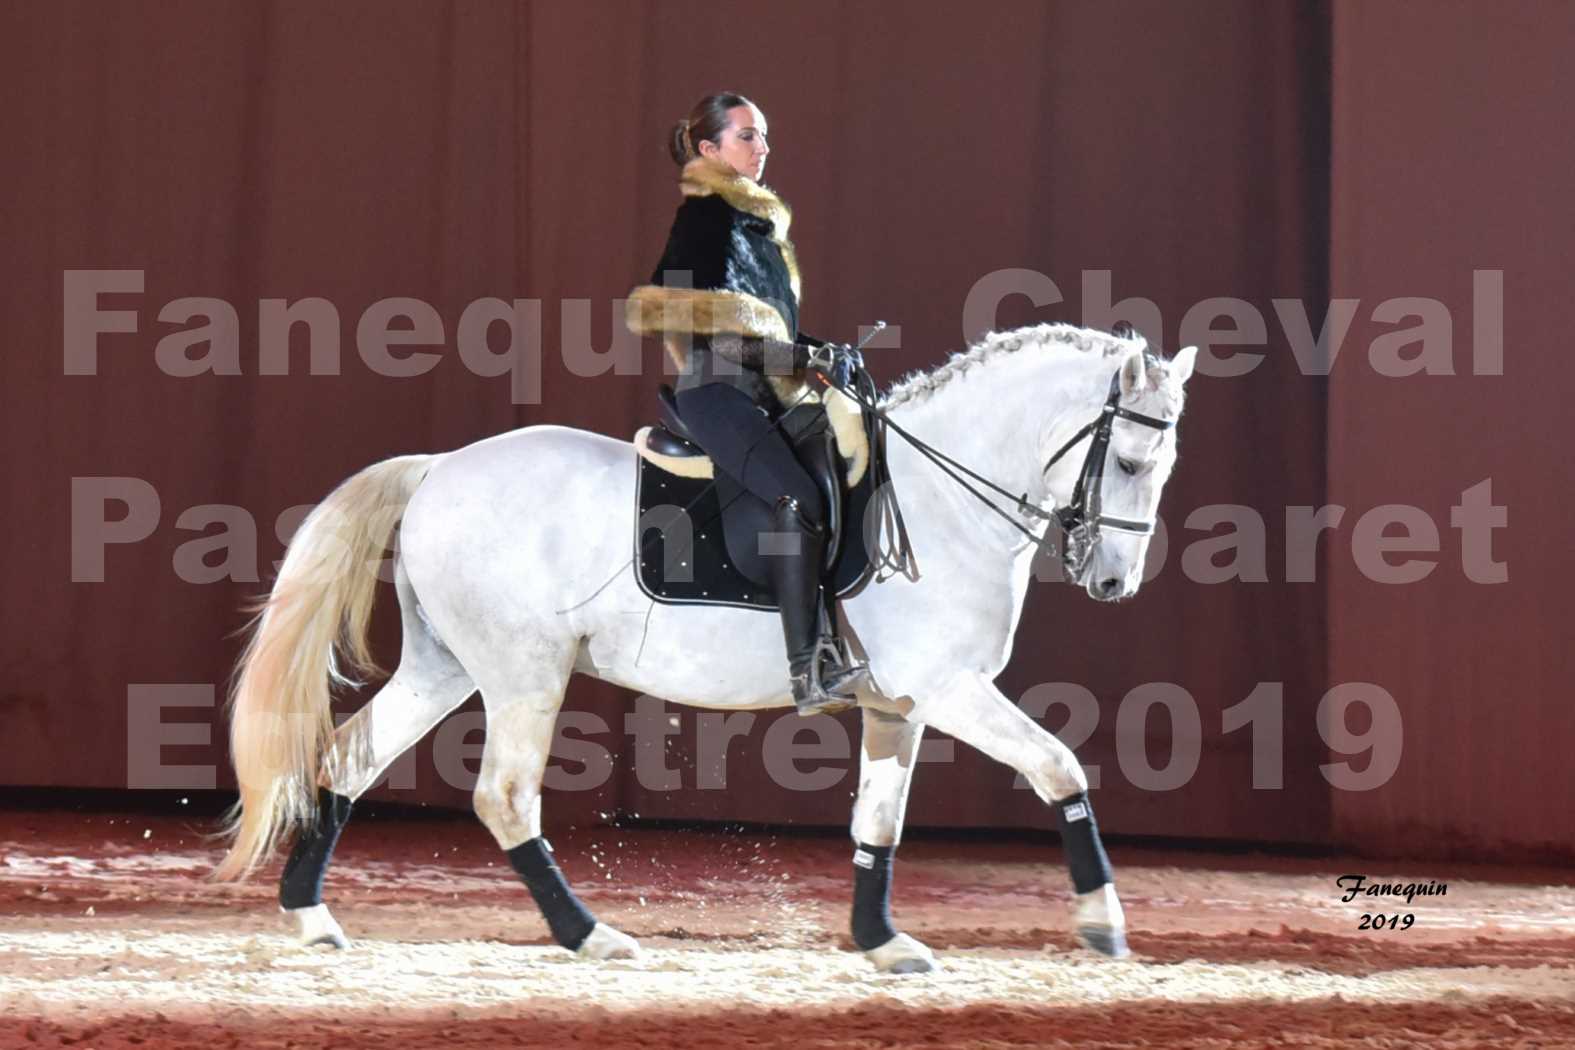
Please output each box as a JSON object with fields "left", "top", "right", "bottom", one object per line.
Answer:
{"left": 1119, "top": 350, "right": 1148, "bottom": 397}
{"left": 1170, "top": 345, "right": 1198, "bottom": 385}
{"left": 1112, "top": 320, "right": 1137, "bottom": 340}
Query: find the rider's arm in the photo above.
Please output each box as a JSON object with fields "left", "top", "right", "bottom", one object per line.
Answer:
{"left": 708, "top": 333, "right": 816, "bottom": 375}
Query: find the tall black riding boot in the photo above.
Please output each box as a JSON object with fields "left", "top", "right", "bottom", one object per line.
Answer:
{"left": 766, "top": 496, "right": 865, "bottom": 716}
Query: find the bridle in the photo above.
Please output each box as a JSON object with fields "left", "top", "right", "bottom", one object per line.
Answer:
{"left": 826, "top": 336, "right": 1176, "bottom": 583}
{"left": 1040, "top": 360, "right": 1175, "bottom": 579}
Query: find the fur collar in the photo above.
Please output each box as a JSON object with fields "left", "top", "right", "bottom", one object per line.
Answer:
{"left": 679, "top": 159, "right": 793, "bottom": 237}
{"left": 677, "top": 159, "right": 801, "bottom": 303}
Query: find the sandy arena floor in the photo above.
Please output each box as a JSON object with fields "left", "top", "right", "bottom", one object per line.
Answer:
{"left": 2, "top": 804, "right": 1573, "bottom": 1048}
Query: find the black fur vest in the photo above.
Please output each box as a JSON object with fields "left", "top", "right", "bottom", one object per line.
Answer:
{"left": 625, "top": 159, "right": 809, "bottom": 407}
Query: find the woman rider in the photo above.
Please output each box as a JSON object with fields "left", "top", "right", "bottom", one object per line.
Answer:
{"left": 626, "top": 92, "right": 867, "bottom": 717}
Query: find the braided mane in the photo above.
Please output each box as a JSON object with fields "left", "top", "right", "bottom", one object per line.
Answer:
{"left": 879, "top": 323, "right": 1145, "bottom": 410}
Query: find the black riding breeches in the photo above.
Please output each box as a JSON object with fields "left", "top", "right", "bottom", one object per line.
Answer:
{"left": 673, "top": 382, "right": 825, "bottom": 526}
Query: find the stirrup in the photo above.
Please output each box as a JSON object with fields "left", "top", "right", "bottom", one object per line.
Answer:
{"left": 821, "top": 664, "right": 869, "bottom": 698}
{"left": 792, "top": 676, "right": 857, "bottom": 717}
{"left": 820, "top": 635, "right": 870, "bottom": 697}
{"left": 792, "top": 638, "right": 862, "bottom": 717}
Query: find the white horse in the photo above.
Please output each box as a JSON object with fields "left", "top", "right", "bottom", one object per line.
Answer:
{"left": 214, "top": 322, "right": 1197, "bottom": 973}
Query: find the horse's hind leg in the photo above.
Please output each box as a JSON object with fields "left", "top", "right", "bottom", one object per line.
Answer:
{"left": 848, "top": 707, "right": 936, "bottom": 973}
{"left": 469, "top": 644, "right": 638, "bottom": 961}
{"left": 916, "top": 674, "right": 1129, "bottom": 958}
{"left": 279, "top": 563, "right": 475, "bottom": 948}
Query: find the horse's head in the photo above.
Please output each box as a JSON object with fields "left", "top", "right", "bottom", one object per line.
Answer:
{"left": 1045, "top": 329, "right": 1197, "bottom": 601}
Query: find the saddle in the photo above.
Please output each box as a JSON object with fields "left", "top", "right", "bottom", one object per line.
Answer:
{"left": 631, "top": 385, "right": 877, "bottom": 610}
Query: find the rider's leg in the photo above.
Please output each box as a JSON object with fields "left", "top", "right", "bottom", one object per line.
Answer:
{"left": 674, "top": 382, "right": 822, "bottom": 515}
{"left": 765, "top": 494, "right": 853, "bottom": 715}
{"left": 781, "top": 405, "right": 843, "bottom": 570}
{"left": 674, "top": 383, "right": 859, "bottom": 715}
{"left": 784, "top": 412, "right": 870, "bottom": 697}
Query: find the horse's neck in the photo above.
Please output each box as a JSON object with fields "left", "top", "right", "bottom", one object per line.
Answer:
{"left": 885, "top": 347, "right": 1103, "bottom": 545}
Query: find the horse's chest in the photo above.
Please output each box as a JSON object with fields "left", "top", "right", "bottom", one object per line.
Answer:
{"left": 853, "top": 561, "right": 1026, "bottom": 680}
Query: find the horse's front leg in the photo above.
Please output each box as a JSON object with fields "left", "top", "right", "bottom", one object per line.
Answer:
{"left": 916, "top": 674, "right": 1129, "bottom": 958}
{"left": 848, "top": 707, "right": 936, "bottom": 973}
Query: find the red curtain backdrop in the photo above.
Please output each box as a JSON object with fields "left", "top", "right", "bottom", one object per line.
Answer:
{"left": 1, "top": 1, "right": 1567, "bottom": 858}
{"left": 1326, "top": 1, "right": 1575, "bottom": 858}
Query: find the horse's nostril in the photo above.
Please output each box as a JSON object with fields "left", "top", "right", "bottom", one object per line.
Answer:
{"left": 1098, "top": 577, "right": 1120, "bottom": 596}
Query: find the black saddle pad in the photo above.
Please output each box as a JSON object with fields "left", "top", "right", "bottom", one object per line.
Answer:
{"left": 633, "top": 418, "right": 876, "bottom": 612}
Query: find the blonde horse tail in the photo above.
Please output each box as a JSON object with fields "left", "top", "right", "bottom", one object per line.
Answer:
{"left": 211, "top": 453, "right": 436, "bottom": 882}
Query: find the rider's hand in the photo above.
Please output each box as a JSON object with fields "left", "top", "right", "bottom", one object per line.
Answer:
{"left": 808, "top": 342, "right": 861, "bottom": 389}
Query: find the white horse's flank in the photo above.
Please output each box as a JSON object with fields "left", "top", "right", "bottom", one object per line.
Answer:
{"left": 217, "top": 323, "right": 1197, "bottom": 970}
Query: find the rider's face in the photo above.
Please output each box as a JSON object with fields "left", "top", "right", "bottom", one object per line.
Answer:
{"left": 699, "top": 104, "right": 770, "bottom": 182}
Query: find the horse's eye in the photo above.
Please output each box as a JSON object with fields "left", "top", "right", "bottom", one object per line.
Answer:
{"left": 1117, "top": 457, "right": 1138, "bottom": 476}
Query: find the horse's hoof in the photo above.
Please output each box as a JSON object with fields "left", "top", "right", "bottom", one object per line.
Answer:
{"left": 865, "top": 932, "right": 938, "bottom": 974}
{"left": 1077, "top": 924, "right": 1130, "bottom": 958}
{"left": 576, "top": 923, "right": 641, "bottom": 960}
{"left": 1073, "top": 884, "right": 1127, "bottom": 957}
{"left": 286, "top": 903, "right": 350, "bottom": 950}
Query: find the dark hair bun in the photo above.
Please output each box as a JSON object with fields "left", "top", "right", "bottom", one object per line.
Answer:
{"left": 668, "top": 120, "right": 692, "bottom": 166}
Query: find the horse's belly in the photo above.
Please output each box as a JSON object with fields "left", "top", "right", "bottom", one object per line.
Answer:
{"left": 575, "top": 599, "right": 793, "bottom": 709}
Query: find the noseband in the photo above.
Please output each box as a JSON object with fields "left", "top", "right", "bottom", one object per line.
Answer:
{"left": 1042, "top": 367, "right": 1175, "bottom": 579}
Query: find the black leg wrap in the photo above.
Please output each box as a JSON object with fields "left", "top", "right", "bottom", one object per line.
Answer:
{"left": 1055, "top": 793, "right": 1113, "bottom": 894}
{"left": 506, "top": 837, "right": 596, "bottom": 951}
{"left": 278, "top": 788, "right": 354, "bottom": 910}
{"left": 850, "top": 843, "right": 898, "bottom": 950}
